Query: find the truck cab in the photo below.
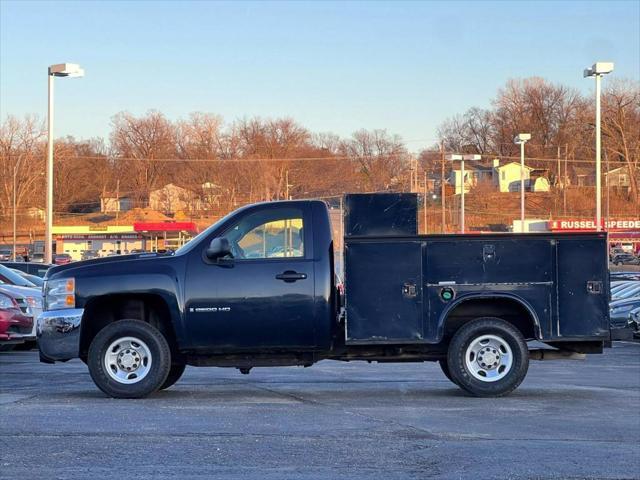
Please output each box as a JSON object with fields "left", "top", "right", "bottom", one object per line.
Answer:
{"left": 38, "top": 194, "right": 610, "bottom": 399}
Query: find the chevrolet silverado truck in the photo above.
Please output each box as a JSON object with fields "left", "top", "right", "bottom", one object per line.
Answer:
{"left": 38, "top": 193, "right": 611, "bottom": 398}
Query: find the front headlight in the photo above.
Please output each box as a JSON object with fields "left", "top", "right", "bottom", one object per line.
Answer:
{"left": 0, "top": 293, "right": 16, "bottom": 309}
{"left": 45, "top": 278, "right": 75, "bottom": 310}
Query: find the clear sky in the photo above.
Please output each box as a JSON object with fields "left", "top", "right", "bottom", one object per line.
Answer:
{"left": 1, "top": 0, "right": 638, "bottom": 151}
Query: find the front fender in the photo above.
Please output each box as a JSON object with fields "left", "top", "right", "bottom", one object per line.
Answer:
{"left": 47, "top": 256, "right": 187, "bottom": 347}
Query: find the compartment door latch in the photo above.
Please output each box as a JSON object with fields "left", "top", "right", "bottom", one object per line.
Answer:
{"left": 402, "top": 282, "right": 417, "bottom": 298}
{"left": 483, "top": 244, "right": 496, "bottom": 263}
{"left": 586, "top": 281, "right": 603, "bottom": 294}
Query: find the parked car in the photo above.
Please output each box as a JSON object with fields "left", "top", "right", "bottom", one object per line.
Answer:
{"left": 612, "top": 253, "right": 640, "bottom": 266}
{"left": 0, "top": 264, "right": 43, "bottom": 348}
{"left": 53, "top": 254, "right": 72, "bottom": 265}
{"left": 0, "top": 264, "right": 37, "bottom": 288}
{"left": 0, "top": 287, "right": 34, "bottom": 351}
{"left": 81, "top": 250, "right": 101, "bottom": 261}
{"left": 628, "top": 307, "right": 640, "bottom": 339}
{"left": 30, "top": 253, "right": 45, "bottom": 263}
{"left": 609, "top": 247, "right": 627, "bottom": 261}
{"left": 1, "top": 261, "right": 52, "bottom": 278}
{"left": 610, "top": 271, "right": 640, "bottom": 282}
{"left": 610, "top": 297, "right": 640, "bottom": 329}
{"left": 611, "top": 282, "right": 640, "bottom": 300}
{"left": 0, "top": 249, "right": 12, "bottom": 261}
{"left": 11, "top": 269, "right": 44, "bottom": 288}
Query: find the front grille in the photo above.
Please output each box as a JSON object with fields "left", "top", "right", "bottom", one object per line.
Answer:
{"left": 14, "top": 297, "right": 28, "bottom": 314}
{"left": 8, "top": 324, "right": 32, "bottom": 335}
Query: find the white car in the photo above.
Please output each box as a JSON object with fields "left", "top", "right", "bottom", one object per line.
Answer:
{"left": 0, "top": 265, "right": 43, "bottom": 347}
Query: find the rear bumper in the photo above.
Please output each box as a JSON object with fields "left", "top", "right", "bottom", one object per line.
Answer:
{"left": 37, "top": 309, "right": 84, "bottom": 362}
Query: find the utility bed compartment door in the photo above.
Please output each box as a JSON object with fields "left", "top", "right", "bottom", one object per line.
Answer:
{"left": 556, "top": 237, "right": 609, "bottom": 338}
{"left": 345, "top": 240, "right": 423, "bottom": 343}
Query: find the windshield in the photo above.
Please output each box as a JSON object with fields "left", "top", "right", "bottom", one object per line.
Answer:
{"left": 0, "top": 264, "right": 37, "bottom": 287}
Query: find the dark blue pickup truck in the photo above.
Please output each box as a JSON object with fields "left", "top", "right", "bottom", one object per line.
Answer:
{"left": 38, "top": 193, "right": 610, "bottom": 398}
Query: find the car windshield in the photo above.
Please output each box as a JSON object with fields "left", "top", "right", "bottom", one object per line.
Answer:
{"left": 0, "top": 264, "right": 36, "bottom": 287}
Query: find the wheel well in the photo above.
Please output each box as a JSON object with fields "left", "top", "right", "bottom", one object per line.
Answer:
{"left": 79, "top": 294, "right": 178, "bottom": 359}
{"left": 442, "top": 297, "right": 538, "bottom": 341}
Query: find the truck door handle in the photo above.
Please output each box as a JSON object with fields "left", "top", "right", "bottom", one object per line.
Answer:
{"left": 276, "top": 271, "right": 307, "bottom": 282}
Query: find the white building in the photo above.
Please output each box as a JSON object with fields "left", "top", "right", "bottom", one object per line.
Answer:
{"left": 494, "top": 161, "right": 534, "bottom": 192}
{"left": 101, "top": 193, "right": 132, "bottom": 213}
{"left": 449, "top": 164, "right": 493, "bottom": 194}
{"left": 149, "top": 183, "right": 199, "bottom": 214}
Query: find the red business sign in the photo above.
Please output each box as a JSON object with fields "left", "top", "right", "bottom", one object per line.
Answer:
{"left": 549, "top": 219, "right": 640, "bottom": 231}
{"left": 133, "top": 222, "right": 197, "bottom": 232}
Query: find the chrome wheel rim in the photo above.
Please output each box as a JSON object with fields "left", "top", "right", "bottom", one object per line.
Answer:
{"left": 464, "top": 334, "right": 512, "bottom": 383}
{"left": 104, "top": 336, "right": 152, "bottom": 384}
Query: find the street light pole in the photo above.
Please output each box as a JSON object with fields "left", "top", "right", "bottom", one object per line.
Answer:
{"left": 45, "top": 73, "right": 54, "bottom": 264}
{"left": 12, "top": 164, "right": 18, "bottom": 261}
{"left": 514, "top": 133, "right": 531, "bottom": 232}
{"left": 45, "top": 63, "right": 84, "bottom": 264}
{"left": 460, "top": 157, "right": 465, "bottom": 233}
{"left": 595, "top": 72, "right": 602, "bottom": 231}
{"left": 584, "top": 62, "right": 614, "bottom": 232}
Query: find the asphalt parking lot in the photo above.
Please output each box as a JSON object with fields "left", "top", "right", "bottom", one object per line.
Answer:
{"left": 1, "top": 343, "right": 639, "bottom": 480}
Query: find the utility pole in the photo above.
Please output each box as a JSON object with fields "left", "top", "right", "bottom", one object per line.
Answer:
{"left": 440, "top": 142, "right": 445, "bottom": 233}
{"left": 285, "top": 170, "right": 293, "bottom": 200}
{"left": 115, "top": 179, "right": 120, "bottom": 225}
{"left": 563, "top": 144, "right": 568, "bottom": 215}
{"left": 423, "top": 171, "right": 427, "bottom": 234}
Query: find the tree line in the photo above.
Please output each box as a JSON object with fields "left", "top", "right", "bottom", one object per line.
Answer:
{"left": 1, "top": 76, "right": 638, "bottom": 225}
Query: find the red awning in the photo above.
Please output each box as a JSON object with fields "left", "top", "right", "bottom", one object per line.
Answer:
{"left": 133, "top": 222, "right": 197, "bottom": 233}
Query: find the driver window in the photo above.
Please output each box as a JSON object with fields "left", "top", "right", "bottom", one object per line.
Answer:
{"left": 222, "top": 208, "right": 305, "bottom": 260}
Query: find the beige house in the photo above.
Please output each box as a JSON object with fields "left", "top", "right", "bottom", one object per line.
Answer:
{"left": 605, "top": 166, "right": 637, "bottom": 190}
{"left": 449, "top": 164, "right": 493, "bottom": 194}
{"left": 149, "top": 183, "right": 199, "bottom": 214}
{"left": 100, "top": 192, "right": 132, "bottom": 214}
{"left": 494, "top": 161, "right": 534, "bottom": 192}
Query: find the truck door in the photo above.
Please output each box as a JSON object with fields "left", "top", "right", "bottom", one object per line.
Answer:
{"left": 184, "top": 205, "right": 316, "bottom": 350}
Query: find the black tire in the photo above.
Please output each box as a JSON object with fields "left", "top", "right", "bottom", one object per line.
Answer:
{"left": 160, "top": 363, "right": 186, "bottom": 390}
{"left": 447, "top": 317, "right": 529, "bottom": 397}
{"left": 438, "top": 359, "right": 458, "bottom": 385}
{"left": 88, "top": 319, "right": 171, "bottom": 399}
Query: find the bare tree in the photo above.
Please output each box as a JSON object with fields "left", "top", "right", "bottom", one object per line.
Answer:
{"left": 0, "top": 115, "right": 46, "bottom": 222}
{"left": 110, "top": 110, "right": 177, "bottom": 205}
{"left": 602, "top": 79, "right": 640, "bottom": 203}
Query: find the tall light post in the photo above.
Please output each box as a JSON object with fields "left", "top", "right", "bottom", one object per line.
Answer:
{"left": 446, "top": 154, "right": 481, "bottom": 233}
{"left": 46, "top": 63, "right": 84, "bottom": 264}
{"left": 12, "top": 164, "right": 19, "bottom": 261}
{"left": 584, "top": 62, "right": 614, "bottom": 232}
{"left": 514, "top": 133, "right": 531, "bottom": 232}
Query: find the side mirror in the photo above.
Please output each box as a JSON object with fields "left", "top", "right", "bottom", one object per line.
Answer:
{"left": 206, "top": 237, "right": 232, "bottom": 260}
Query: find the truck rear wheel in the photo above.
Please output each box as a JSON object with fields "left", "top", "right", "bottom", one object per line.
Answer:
{"left": 87, "top": 320, "right": 171, "bottom": 399}
{"left": 447, "top": 317, "right": 529, "bottom": 397}
{"left": 160, "top": 363, "right": 186, "bottom": 390}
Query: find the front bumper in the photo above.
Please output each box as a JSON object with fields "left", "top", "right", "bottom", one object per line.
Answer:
{"left": 37, "top": 308, "right": 84, "bottom": 362}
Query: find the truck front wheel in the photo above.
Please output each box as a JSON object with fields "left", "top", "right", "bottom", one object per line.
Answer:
{"left": 447, "top": 317, "right": 529, "bottom": 397}
{"left": 87, "top": 320, "right": 171, "bottom": 399}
